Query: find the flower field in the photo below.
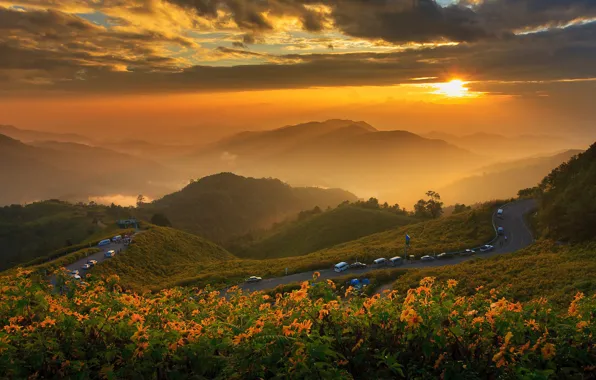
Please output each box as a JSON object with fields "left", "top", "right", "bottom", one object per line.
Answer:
{"left": 1, "top": 269, "right": 595, "bottom": 379}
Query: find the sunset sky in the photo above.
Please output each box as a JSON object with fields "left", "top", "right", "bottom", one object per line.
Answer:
{"left": 1, "top": 0, "right": 596, "bottom": 143}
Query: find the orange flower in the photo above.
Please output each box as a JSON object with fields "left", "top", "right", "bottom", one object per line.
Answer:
{"left": 541, "top": 343, "right": 556, "bottom": 360}
{"left": 313, "top": 272, "right": 321, "bottom": 280}
{"left": 447, "top": 279, "right": 458, "bottom": 289}
{"left": 290, "top": 289, "right": 308, "bottom": 302}
{"left": 318, "top": 309, "right": 330, "bottom": 320}
{"left": 40, "top": 317, "right": 56, "bottom": 328}
{"left": 282, "top": 325, "right": 295, "bottom": 337}
{"left": 577, "top": 320, "right": 589, "bottom": 330}
{"left": 524, "top": 319, "right": 540, "bottom": 331}
{"left": 129, "top": 313, "right": 145, "bottom": 325}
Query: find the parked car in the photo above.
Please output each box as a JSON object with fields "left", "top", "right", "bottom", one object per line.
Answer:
{"left": 98, "top": 239, "right": 111, "bottom": 247}
{"left": 497, "top": 227, "right": 504, "bottom": 235}
{"left": 420, "top": 255, "right": 435, "bottom": 262}
{"left": 437, "top": 252, "right": 454, "bottom": 259}
{"left": 104, "top": 250, "right": 116, "bottom": 258}
{"left": 461, "top": 249, "right": 475, "bottom": 256}
{"left": 349, "top": 262, "right": 367, "bottom": 269}
{"left": 497, "top": 208, "right": 504, "bottom": 217}
{"left": 245, "top": 276, "right": 262, "bottom": 283}
{"left": 81, "top": 263, "right": 91, "bottom": 270}
{"left": 87, "top": 260, "right": 98, "bottom": 266}
{"left": 479, "top": 245, "right": 494, "bottom": 253}
{"left": 335, "top": 262, "right": 350, "bottom": 272}
{"left": 389, "top": 256, "right": 403, "bottom": 266}
{"left": 72, "top": 274, "right": 82, "bottom": 280}
{"left": 70, "top": 270, "right": 79, "bottom": 276}
{"left": 373, "top": 258, "right": 387, "bottom": 266}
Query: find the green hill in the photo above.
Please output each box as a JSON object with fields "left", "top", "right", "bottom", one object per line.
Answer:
{"left": 92, "top": 226, "right": 237, "bottom": 289}
{"left": 230, "top": 205, "right": 416, "bottom": 259}
{"left": 167, "top": 205, "right": 496, "bottom": 289}
{"left": 536, "top": 142, "right": 596, "bottom": 242}
{"left": 140, "top": 173, "right": 358, "bottom": 243}
{"left": 0, "top": 200, "right": 133, "bottom": 270}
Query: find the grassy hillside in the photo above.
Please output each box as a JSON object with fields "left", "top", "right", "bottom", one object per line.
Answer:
{"left": 166, "top": 205, "right": 495, "bottom": 289}
{"left": 231, "top": 205, "right": 415, "bottom": 259}
{"left": 141, "top": 173, "right": 357, "bottom": 243}
{"left": 0, "top": 200, "right": 133, "bottom": 271}
{"left": 92, "top": 226, "right": 237, "bottom": 289}
{"left": 391, "top": 240, "right": 596, "bottom": 306}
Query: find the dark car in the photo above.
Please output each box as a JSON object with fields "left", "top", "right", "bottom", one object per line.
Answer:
{"left": 350, "top": 262, "right": 367, "bottom": 269}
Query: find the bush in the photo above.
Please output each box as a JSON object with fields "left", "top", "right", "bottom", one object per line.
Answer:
{"left": 1, "top": 272, "right": 595, "bottom": 378}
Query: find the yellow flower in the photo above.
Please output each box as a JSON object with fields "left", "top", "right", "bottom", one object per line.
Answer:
{"left": 541, "top": 343, "right": 556, "bottom": 360}
{"left": 351, "top": 338, "right": 364, "bottom": 352}
{"left": 447, "top": 279, "right": 458, "bottom": 289}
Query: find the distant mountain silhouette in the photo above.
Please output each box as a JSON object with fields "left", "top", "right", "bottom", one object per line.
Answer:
{"left": 140, "top": 172, "right": 358, "bottom": 243}
{"left": 423, "top": 131, "right": 575, "bottom": 160}
{"left": 0, "top": 134, "right": 182, "bottom": 205}
{"left": 440, "top": 149, "right": 583, "bottom": 204}
{"left": 0, "top": 124, "right": 93, "bottom": 144}
{"left": 188, "top": 120, "right": 482, "bottom": 205}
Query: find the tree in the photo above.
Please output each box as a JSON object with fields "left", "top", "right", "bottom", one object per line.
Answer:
{"left": 414, "top": 199, "right": 429, "bottom": 218}
{"left": 425, "top": 190, "right": 444, "bottom": 219}
{"left": 150, "top": 213, "right": 172, "bottom": 227}
{"left": 453, "top": 203, "right": 471, "bottom": 214}
{"left": 136, "top": 194, "right": 146, "bottom": 208}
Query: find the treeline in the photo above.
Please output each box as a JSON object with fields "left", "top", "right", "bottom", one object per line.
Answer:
{"left": 518, "top": 142, "right": 596, "bottom": 242}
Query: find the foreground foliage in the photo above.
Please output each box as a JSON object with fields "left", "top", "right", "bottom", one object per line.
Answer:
{"left": 1, "top": 271, "right": 595, "bottom": 379}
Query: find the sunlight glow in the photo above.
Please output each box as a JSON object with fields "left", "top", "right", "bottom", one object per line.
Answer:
{"left": 433, "top": 79, "right": 470, "bottom": 98}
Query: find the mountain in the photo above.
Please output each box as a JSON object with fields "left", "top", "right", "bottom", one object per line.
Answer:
{"left": 188, "top": 120, "right": 482, "bottom": 205}
{"left": 0, "top": 134, "right": 184, "bottom": 205}
{"left": 536, "top": 142, "right": 596, "bottom": 242}
{"left": 139, "top": 172, "right": 358, "bottom": 243}
{"left": 92, "top": 226, "right": 237, "bottom": 290}
{"left": 229, "top": 204, "right": 415, "bottom": 260}
{"left": 423, "top": 131, "right": 576, "bottom": 161}
{"left": 440, "top": 150, "right": 583, "bottom": 204}
{"left": 0, "top": 124, "right": 92, "bottom": 144}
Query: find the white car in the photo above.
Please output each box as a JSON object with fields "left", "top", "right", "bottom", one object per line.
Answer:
{"left": 81, "top": 263, "right": 92, "bottom": 270}
{"left": 71, "top": 274, "right": 81, "bottom": 280}
{"left": 245, "top": 276, "right": 262, "bottom": 283}
{"left": 461, "top": 249, "right": 476, "bottom": 256}
{"left": 87, "top": 260, "right": 98, "bottom": 266}
{"left": 70, "top": 269, "right": 79, "bottom": 276}
{"left": 479, "top": 245, "right": 494, "bottom": 253}
{"left": 420, "top": 255, "right": 435, "bottom": 262}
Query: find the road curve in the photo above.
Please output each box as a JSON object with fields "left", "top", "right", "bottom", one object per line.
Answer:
{"left": 239, "top": 199, "right": 537, "bottom": 293}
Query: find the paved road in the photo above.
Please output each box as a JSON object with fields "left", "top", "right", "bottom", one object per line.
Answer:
{"left": 239, "top": 199, "right": 537, "bottom": 293}
{"left": 66, "top": 240, "right": 128, "bottom": 277}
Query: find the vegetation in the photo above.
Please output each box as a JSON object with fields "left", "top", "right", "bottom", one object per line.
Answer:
{"left": 92, "top": 227, "right": 236, "bottom": 289}
{"left": 1, "top": 271, "right": 595, "bottom": 378}
{"left": 139, "top": 173, "right": 357, "bottom": 243}
{"left": 165, "top": 205, "right": 495, "bottom": 290}
{"left": 413, "top": 190, "right": 444, "bottom": 219}
{"left": 230, "top": 204, "right": 415, "bottom": 259}
{"left": 452, "top": 203, "right": 472, "bottom": 214}
{"left": 536, "top": 143, "right": 595, "bottom": 242}
{"left": 0, "top": 200, "right": 134, "bottom": 271}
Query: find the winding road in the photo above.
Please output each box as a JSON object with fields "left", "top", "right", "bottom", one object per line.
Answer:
{"left": 239, "top": 199, "right": 537, "bottom": 293}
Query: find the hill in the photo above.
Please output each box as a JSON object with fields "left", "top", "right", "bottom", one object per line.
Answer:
{"left": 0, "top": 200, "right": 133, "bottom": 270}
{"left": 0, "top": 124, "right": 92, "bottom": 144}
{"left": 0, "top": 134, "right": 183, "bottom": 205}
{"left": 423, "top": 130, "right": 576, "bottom": 161}
{"left": 536, "top": 142, "right": 596, "bottom": 242}
{"left": 186, "top": 119, "right": 482, "bottom": 205}
{"left": 140, "top": 173, "right": 358, "bottom": 243}
{"left": 91, "top": 226, "right": 237, "bottom": 289}
{"left": 230, "top": 204, "right": 416, "bottom": 259}
{"left": 440, "top": 149, "right": 582, "bottom": 204}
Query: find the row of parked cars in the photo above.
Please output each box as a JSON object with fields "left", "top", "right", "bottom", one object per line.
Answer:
{"left": 69, "top": 259, "right": 99, "bottom": 279}
{"left": 334, "top": 244, "right": 496, "bottom": 272}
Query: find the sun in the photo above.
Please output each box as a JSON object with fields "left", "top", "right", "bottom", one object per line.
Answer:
{"left": 433, "top": 79, "right": 469, "bottom": 97}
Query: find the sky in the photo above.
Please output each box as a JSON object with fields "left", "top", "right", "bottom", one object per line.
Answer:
{"left": 1, "top": 0, "right": 596, "bottom": 143}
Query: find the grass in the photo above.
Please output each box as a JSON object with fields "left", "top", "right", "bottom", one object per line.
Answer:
{"left": 163, "top": 205, "right": 495, "bottom": 290}
{"left": 390, "top": 240, "right": 596, "bottom": 306}
{"left": 230, "top": 205, "right": 416, "bottom": 259}
{"left": 91, "top": 227, "right": 236, "bottom": 289}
